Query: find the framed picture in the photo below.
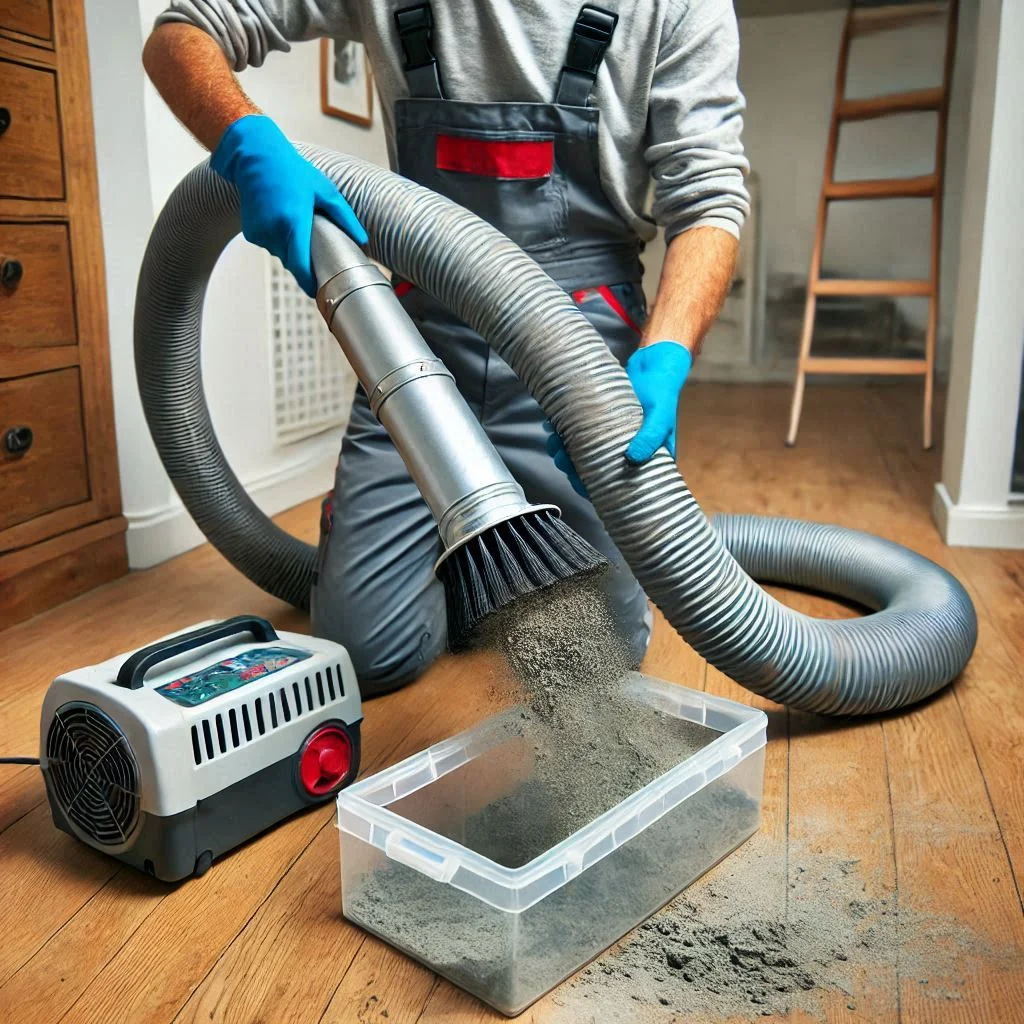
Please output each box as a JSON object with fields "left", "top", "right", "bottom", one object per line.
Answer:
{"left": 320, "top": 38, "right": 373, "bottom": 127}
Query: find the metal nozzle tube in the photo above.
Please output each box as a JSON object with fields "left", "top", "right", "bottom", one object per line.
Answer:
{"left": 311, "top": 217, "right": 549, "bottom": 556}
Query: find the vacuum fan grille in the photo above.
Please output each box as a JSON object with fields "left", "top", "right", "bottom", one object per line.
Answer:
{"left": 46, "top": 702, "right": 141, "bottom": 847}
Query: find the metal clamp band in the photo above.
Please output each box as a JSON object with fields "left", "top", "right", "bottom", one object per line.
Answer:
{"left": 316, "top": 264, "right": 390, "bottom": 326}
{"left": 369, "top": 358, "right": 455, "bottom": 417}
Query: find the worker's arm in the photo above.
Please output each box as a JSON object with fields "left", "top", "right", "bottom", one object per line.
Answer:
{"left": 143, "top": 23, "right": 257, "bottom": 149}
{"left": 620, "top": 0, "right": 747, "bottom": 464}
{"left": 142, "top": 21, "right": 365, "bottom": 296}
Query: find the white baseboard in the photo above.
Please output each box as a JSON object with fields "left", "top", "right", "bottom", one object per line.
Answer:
{"left": 932, "top": 483, "right": 1024, "bottom": 549}
{"left": 125, "top": 448, "right": 337, "bottom": 569}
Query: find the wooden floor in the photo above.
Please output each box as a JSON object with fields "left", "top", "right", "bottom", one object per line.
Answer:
{"left": 1, "top": 382, "right": 1022, "bottom": 1024}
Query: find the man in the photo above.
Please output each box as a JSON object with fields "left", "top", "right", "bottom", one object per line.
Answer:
{"left": 144, "top": 1, "right": 749, "bottom": 693}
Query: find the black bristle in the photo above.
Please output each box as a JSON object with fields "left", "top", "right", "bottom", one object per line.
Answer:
{"left": 438, "top": 509, "right": 609, "bottom": 651}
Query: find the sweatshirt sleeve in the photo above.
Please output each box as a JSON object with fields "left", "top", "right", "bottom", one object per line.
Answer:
{"left": 645, "top": 0, "right": 750, "bottom": 242}
{"left": 155, "top": 1, "right": 360, "bottom": 71}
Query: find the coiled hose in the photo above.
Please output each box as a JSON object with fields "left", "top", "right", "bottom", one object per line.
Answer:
{"left": 135, "top": 149, "right": 977, "bottom": 716}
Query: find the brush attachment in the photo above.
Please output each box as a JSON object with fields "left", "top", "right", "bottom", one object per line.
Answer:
{"left": 437, "top": 508, "right": 609, "bottom": 651}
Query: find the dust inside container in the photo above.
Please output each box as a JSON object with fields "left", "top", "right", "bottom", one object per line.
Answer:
{"left": 337, "top": 673, "right": 767, "bottom": 1016}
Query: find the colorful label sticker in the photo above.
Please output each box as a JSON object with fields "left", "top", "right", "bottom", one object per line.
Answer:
{"left": 156, "top": 647, "right": 312, "bottom": 708}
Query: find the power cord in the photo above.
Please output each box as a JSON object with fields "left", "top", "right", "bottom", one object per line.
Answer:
{"left": 0, "top": 757, "right": 39, "bottom": 765}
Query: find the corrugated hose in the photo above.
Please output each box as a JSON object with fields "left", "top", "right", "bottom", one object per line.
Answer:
{"left": 134, "top": 149, "right": 977, "bottom": 715}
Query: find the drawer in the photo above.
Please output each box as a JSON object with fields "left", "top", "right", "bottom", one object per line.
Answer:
{"left": 0, "top": 0, "right": 52, "bottom": 41}
{"left": 0, "top": 59, "right": 63, "bottom": 199}
{"left": 0, "top": 368, "right": 89, "bottom": 531}
{"left": 0, "top": 222, "right": 75, "bottom": 349}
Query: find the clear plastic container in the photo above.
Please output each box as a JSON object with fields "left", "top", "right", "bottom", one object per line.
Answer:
{"left": 337, "top": 673, "right": 766, "bottom": 1016}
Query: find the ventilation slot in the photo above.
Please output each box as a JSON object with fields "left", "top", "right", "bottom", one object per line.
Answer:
{"left": 215, "top": 714, "right": 227, "bottom": 754}
{"left": 241, "top": 704, "right": 253, "bottom": 742}
{"left": 191, "top": 724, "right": 202, "bottom": 765}
{"left": 255, "top": 697, "right": 266, "bottom": 735}
{"left": 305, "top": 676, "right": 315, "bottom": 712}
{"left": 269, "top": 691, "right": 279, "bottom": 728}
{"left": 316, "top": 672, "right": 326, "bottom": 707}
{"left": 279, "top": 687, "right": 292, "bottom": 723}
{"left": 228, "top": 708, "right": 240, "bottom": 748}
{"left": 334, "top": 664, "right": 346, "bottom": 698}
{"left": 293, "top": 681, "right": 303, "bottom": 716}
{"left": 202, "top": 720, "right": 214, "bottom": 760}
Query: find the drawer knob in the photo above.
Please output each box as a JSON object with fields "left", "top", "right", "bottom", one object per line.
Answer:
{"left": 0, "top": 108, "right": 9, "bottom": 137}
{"left": 4, "top": 426, "right": 33, "bottom": 455}
{"left": 1, "top": 258, "right": 23, "bottom": 289}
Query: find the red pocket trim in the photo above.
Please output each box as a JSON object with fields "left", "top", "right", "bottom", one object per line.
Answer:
{"left": 597, "top": 285, "right": 642, "bottom": 335}
{"left": 393, "top": 280, "right": 414, "bottom": 298}
{"left": 436, "top": 135, "right": 554, "bottom": 180}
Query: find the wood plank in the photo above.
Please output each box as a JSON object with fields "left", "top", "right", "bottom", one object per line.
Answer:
{"left": 803, "top": 357, "right": 928, "bottom": 376}
{"left": 0, "top": 0, "right": 53, "bottom": 43}
{"left": 0, "top": 58, "right": 63, "bottom": 199}
{"left": 0, "top": 524, "right": 127, "bottom": 629}
{"left": 812, "top": 279, "right": 932, "bottom": 298}
{"left": 0, "top": 222, "right": 76, "bottom": 348}
{"left": 318, "top": 936, "right": 436, "bottom": 1024}
{"left": 849, "top": 1, "right": 948, "bottom": 37}
{"left": 0, "top": 764, "right": 44, "bottom": 833}
{"left": 0, "top": 802, "right": 119, "bottom": 987}
{"left": 824, "top": 174, "right": 938, "bottom": 201}
{"left": 0, "top": 344, "right": 79, "bottom": 380}
{"left": 0, "top": 33, "right": 55, "bottom": 66}
{"left": 884, "top": 693, "right": 1024, "bottom": 1019}
{"left": 0, "top": 515, "right": 126, "bottom": 579}
{"left": 0, "top": 496, "right": 104, "bottom": 554}
{"left": 836, "top": 86, "right": 944, "bottom": 121}
{"left": 54, "top": 0, "right": 122, "bottom": 521}
{"left": 0, "top": 369, "right": 90, "bottom": 532}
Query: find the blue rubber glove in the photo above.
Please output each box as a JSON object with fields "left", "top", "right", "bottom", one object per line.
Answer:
{"left": 543, "top": 419, "right": 589, "bottom": 499}
{"left": 210, "top": 114, "right": 368, "bottom": 297}
{"left": 623, "top": 341, "right": 692, "bottom": 464}
{"left": 545, "top": 340, "right": 692, "bottom": 495}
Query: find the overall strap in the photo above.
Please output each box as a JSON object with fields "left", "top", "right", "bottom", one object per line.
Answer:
{"left": 554, "top": 5, "right": 618, "bottom": 107}
{"left": 394, "top": 3, "right": 445, "bottom": 99}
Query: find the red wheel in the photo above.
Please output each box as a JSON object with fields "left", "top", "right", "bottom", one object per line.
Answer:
{"left": 297, "top": 725, "right": 352, "bottom": 797}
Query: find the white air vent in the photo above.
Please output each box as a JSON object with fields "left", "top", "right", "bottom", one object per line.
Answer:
{"left": 191, "top": 662, "right": 348, "bottom": 766}
{"left": 268, "top": 257, "right": 356, "bottom": 444}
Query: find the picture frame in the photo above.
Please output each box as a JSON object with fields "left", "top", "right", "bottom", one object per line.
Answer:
{"left": 320, "top": 38, "right": 373, "bottom": 127}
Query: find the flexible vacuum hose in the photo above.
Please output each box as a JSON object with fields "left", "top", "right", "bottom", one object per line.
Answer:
{"left": 135, "top": 149, "right": 977, "bottom": 715}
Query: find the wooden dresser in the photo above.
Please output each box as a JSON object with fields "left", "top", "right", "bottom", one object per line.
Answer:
{"left": 0, "top": 0, "right": 126, "bottom": 629}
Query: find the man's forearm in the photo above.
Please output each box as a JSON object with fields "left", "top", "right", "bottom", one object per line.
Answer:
{"left": 143, "top": 22, "right": 258, "bottom": 150}
{"left": 641, "top": 226, "right": 739, "bottom": 357}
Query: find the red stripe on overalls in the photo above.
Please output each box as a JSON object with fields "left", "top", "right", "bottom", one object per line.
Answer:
{"left": 436, "top": 135, "right": 555, "bottom": 179}
{"left": 572, "top": 286, "right": 642, "bottom": 335}
{"left": 394, "top": 280, "right": 415, "bottom": 297}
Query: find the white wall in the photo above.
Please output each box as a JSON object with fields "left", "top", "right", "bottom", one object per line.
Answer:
{"left": 643, "top": 5, "right": 976, "bottom": 367}
{"left": 85, "top": 1, "right": 388, "bottom": 568}
{"left": 934, "top": 0, "right": 1024, "bottom": 548}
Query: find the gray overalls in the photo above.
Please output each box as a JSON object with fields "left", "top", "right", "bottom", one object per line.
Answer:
{"left": 311, "top": 4, "right": 651, "bottom": 693}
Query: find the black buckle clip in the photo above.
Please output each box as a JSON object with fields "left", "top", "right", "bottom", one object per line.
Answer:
{"left": 564, "top": 5, "right": 619, "bottom": 76}
{"left": 394, "top": 4, "right": 438, "bottom": 70}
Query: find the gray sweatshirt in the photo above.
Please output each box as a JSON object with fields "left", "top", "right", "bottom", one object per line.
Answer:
{"left": 156, "top": 0, "right": 749, "bottom": 243}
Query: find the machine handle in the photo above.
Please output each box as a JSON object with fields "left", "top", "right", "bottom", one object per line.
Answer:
{"left": 114, "top": 615, "right": 279, "bottom": 690}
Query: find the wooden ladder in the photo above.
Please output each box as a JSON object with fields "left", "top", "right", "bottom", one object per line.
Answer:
{"left": 786, "top": 0, "right": 959, "bottom": 450}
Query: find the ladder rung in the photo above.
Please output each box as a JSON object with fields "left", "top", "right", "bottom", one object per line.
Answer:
{"left": 824, "top": 175, "right": 938, "bottom": 200}
{"left": 802, "top": 358, "right": 928, "bottom": 376}
{"left": 813, "top": 279, "right": 933, "bottom": 297}
{"left": 848, "top": 2, "right": 948, "bottom": 37}
{"left": 837, "top": 87, "right": 944, "bottom": 121}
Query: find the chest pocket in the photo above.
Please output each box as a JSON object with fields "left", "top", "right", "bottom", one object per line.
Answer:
{"left": 430, "top": 132, "right": 569, "bottom": 253}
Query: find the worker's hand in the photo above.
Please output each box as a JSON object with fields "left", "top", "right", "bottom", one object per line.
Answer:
{"left": 624, "top": 341, "right": 692, "bottom": 463}
{"left": 210, "top": 114, "right": 368, "bottom": 297}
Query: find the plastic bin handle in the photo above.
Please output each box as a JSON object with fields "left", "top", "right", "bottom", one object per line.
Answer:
{"left": 385, "top": 832, "right": 458, "bottom": 883}
{"left": 114, "top": 615, "right": 280, "bottom": 690}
